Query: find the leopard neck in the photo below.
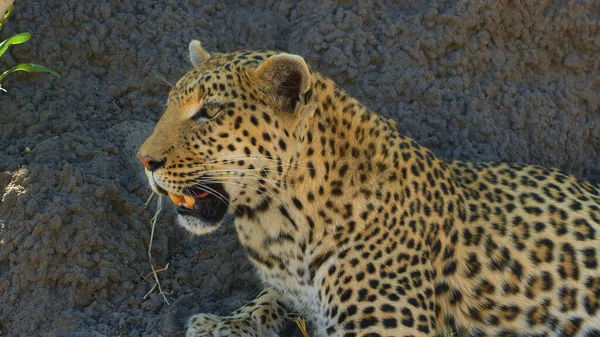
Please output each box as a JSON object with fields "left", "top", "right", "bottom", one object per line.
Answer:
{"left": 284, "top": 72, "right": 467, "bottom": 251}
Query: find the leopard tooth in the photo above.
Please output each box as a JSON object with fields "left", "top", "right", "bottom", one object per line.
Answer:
{"left": 168, "top": 192, "right": 184, "bottom": 205}
{"left": 184, "top": 195, "right": 196, "bottom": 208}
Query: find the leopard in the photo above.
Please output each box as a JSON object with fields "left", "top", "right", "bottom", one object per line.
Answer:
{"left": 137, "top": 40, "right": 600, "bottom": 337}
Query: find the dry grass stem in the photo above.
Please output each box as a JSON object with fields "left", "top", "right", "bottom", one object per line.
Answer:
{"left": 294, "top": 317, "right": 310, "bottom": 337}
{"left": 142, "top": 262, "right": 169, "bottom": 281}
{"left": 142, "top": 194, "right": 170, "bottom": 305}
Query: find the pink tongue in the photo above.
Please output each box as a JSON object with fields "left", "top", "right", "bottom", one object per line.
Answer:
{"left": 195, "top": 191, "right": 210, "bottom": 199}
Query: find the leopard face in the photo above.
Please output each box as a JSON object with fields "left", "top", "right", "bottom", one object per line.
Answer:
{"left": 138, "top": 41, "right": 315, "bottom": 235}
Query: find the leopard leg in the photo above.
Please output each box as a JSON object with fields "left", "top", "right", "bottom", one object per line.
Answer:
{"left": 186, "top": 287, "right": 290, "bottom": 337}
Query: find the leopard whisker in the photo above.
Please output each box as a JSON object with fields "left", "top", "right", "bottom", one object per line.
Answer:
{"left": 205, "top": 164, "right": 299, "bottom": 179}
{"left": 198, "top": 156, "right": 311, "bottom": 169}
{"left": 194, "top": 169, "right": 284, "bottom": 187}
{"left": 183, "top": 182, "right": 246, "bottom": 217}
{"left": 191, "top": 176, "right": 284, "bottom": 209}
{"left": 145, "top": 64, "right": 173, "bottom": 88}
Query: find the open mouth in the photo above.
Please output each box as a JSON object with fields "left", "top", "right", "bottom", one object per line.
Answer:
{"left": 166, "top": 183, "right": 229, "bottom": 225}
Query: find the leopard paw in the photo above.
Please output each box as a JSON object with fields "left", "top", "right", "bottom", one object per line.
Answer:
{"left": 186, "top": 313, "right": 262, "bottom": 337}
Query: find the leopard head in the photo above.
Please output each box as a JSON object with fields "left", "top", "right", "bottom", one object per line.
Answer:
{"left": 137, "top": 40, "right": 316, "bottom": 234}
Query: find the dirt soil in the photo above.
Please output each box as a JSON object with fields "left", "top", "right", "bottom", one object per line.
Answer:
{"left": 0, "top": 1, "right": 599, "bottom": 336}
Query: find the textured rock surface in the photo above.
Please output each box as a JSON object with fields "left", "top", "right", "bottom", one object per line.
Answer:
{"left": 0, "top": 1, "right": 598, "bottom": 336}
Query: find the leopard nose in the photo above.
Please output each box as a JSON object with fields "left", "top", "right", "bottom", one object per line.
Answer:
{"left": 137, "top": 154, "right": 166, "bottom": 171}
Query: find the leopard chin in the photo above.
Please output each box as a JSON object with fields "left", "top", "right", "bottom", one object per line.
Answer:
{"left": 176, "top": 214, "right": 222, "bottom": 235}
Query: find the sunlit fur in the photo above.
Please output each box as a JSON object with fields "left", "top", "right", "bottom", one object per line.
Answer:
{"left": 139, "top": 43, "right": 600, "bottom": 337}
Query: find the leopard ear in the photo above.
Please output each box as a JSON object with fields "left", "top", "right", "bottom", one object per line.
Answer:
{"left": 189, "top": 40, "right": 211, "bottom": 67}
{"left": 254, "top": 53, "right": 312, "bottom": 113}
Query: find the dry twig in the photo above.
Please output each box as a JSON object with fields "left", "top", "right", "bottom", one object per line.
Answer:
{"left": 294, "top": 317, "right": 310, "bottom": 337}
{"left": 142, "top": 193, "right": 170, "bottom": 304}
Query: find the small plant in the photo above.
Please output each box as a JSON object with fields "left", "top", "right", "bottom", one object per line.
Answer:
{"left": 0, "top": 2, "right": 58, "bottom": 92}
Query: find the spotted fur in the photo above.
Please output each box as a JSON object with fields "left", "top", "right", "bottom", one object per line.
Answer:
{"left": 138, "top": 41, "right": 600, "bottom": 337}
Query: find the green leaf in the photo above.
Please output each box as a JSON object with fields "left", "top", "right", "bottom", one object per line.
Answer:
{"left": 0, "top": 63, "right": 59, "bottom": 83}
{"left": 0, "top": 5, "right": 13, "bottom": 31}
{"left": 0, "top": 32, "right": 31, "bottom": 57}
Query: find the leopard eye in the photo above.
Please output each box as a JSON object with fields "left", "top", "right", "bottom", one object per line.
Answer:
{"left": 192, "top": 102, "right": 222, "bottom": 121}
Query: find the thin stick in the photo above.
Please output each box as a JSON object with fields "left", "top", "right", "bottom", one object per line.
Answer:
{"left": 294, "top": 317, "right": 310, "bottom": 337}
{"left": 145, "top": 195, "right": 170, "bottom": 305}
{"left": 143, "top": 283, "right": 158, "bottom": 299}
{"left": 142, "top": 262, "right": 169, "bottom": 282}
{"left": 144, "top": 191, "right": 155, "bottom": 209}
{"left": 149, "top": 262, "right": 169, "bottom": 304}
{"left": 148, "top": 194, "right": 162, "bottom": 258}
